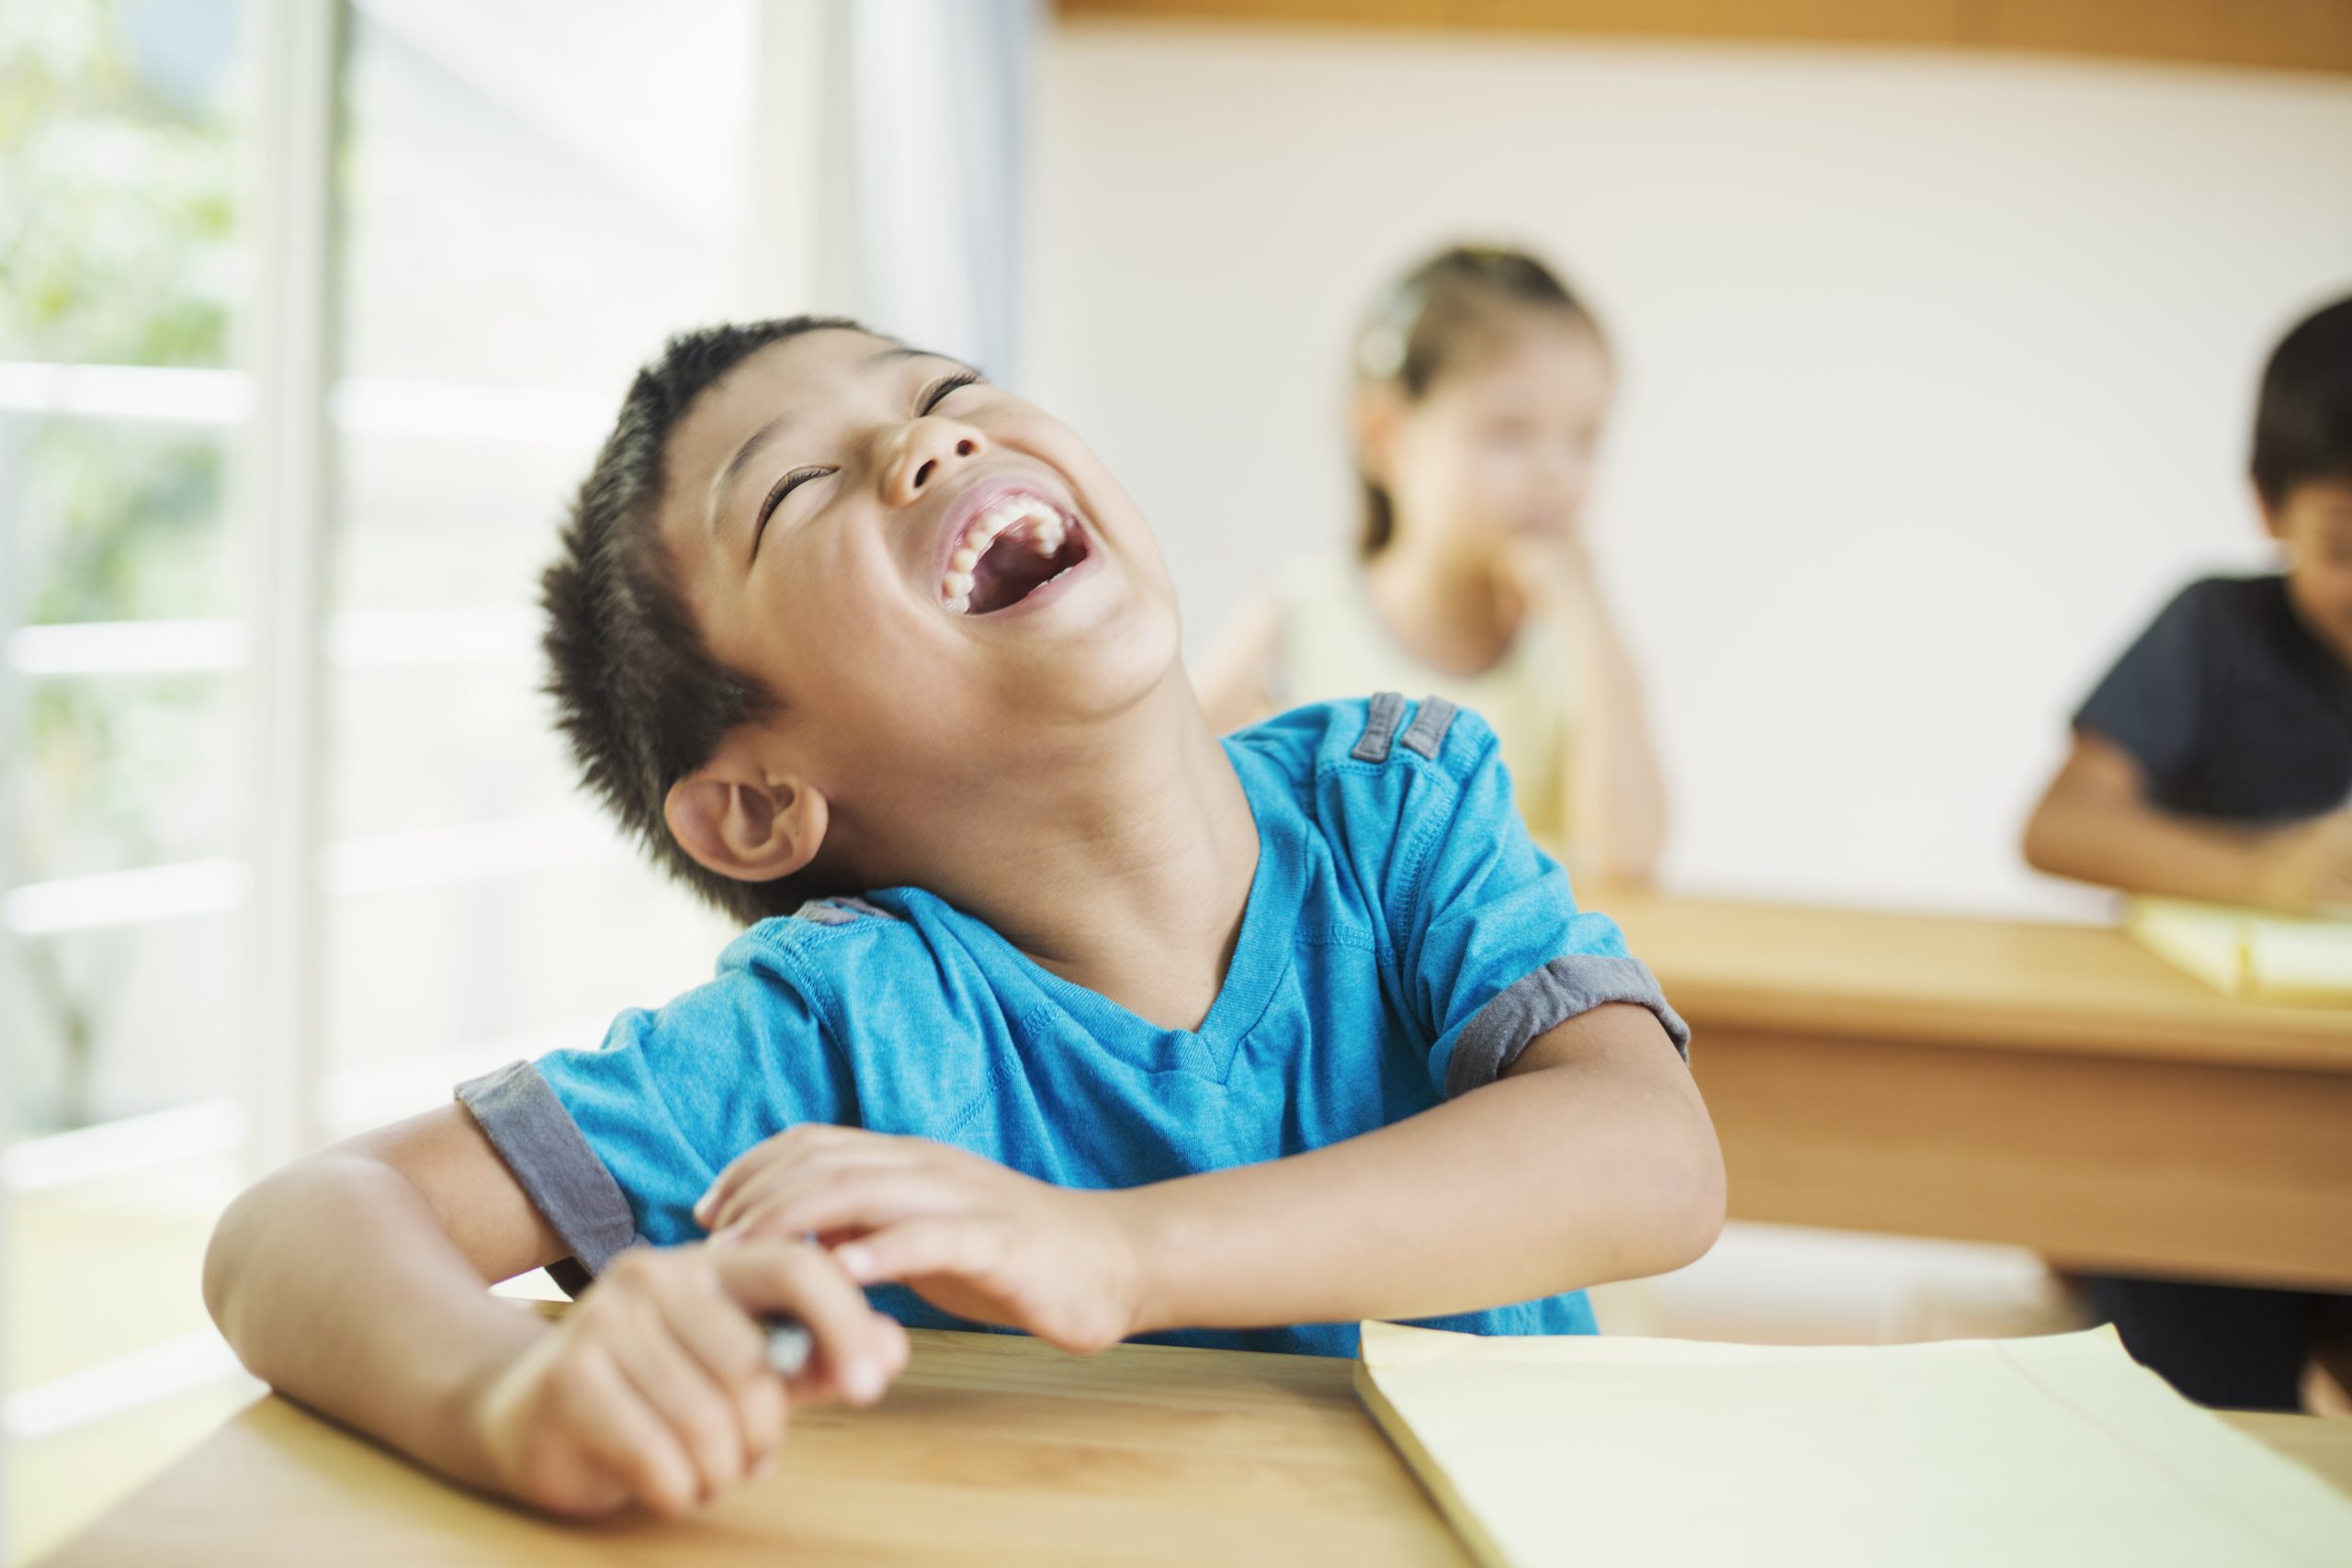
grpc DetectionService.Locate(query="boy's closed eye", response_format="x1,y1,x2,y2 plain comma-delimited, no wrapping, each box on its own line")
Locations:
747,368,989,560
750,466,834,558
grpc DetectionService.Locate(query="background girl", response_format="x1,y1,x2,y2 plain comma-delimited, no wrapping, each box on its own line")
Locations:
1197,245,1667,882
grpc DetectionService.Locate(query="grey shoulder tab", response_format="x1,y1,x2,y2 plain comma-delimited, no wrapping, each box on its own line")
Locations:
791,896,899,927
1399,694,1458,760
1351,691,1408,762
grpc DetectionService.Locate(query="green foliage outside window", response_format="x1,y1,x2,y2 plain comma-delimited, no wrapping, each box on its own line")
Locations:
3,0,243,1131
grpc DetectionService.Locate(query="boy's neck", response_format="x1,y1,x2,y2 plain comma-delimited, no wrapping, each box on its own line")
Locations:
896,672,1259,1033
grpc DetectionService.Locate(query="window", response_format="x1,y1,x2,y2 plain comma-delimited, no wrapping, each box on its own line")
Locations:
3,2,777,1551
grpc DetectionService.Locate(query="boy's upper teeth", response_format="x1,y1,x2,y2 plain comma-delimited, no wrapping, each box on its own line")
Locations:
938,494,1067,602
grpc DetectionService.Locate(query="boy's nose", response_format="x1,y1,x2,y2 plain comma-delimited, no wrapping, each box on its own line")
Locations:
887,421,988,506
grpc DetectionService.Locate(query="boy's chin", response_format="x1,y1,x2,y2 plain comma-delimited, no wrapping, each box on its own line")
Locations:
993,600,1182,718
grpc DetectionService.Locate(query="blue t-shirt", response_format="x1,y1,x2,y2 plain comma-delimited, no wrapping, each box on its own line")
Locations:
459,694,1690,1356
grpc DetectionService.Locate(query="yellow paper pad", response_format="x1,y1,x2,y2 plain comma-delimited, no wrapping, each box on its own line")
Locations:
2126,897,2352,1002
1355,1322,2352,1568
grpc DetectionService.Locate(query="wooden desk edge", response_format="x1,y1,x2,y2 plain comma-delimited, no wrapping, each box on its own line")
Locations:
35,1330,2352,1567
1593,890,2352,1070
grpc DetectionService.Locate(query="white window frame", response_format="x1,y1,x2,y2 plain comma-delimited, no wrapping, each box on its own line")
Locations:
2,2,845,1478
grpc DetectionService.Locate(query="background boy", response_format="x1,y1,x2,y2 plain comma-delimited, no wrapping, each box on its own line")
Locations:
2024,293,2352,1409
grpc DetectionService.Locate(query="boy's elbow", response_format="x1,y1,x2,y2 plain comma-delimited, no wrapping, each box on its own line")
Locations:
1653,1119,1727,1275
203,1168,297,1347
1600,1088,1724,1281
201,1157,344,1369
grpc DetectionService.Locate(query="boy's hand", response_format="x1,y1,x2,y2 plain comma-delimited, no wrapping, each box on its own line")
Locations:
2253,810,2352,916
469,1240,908,1518
698,1128,1143,1355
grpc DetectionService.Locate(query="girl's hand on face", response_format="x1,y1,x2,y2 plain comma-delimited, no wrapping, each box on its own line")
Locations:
698,1127,1145,1355
1495,530,1597,613
469,1240,908,1519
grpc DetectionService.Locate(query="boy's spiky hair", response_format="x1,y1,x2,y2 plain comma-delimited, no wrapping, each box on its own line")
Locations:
542,316,859,926
2253,294,2352,510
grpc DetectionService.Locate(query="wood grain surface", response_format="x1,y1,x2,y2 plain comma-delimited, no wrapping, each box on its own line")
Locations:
40,1328,2352,1566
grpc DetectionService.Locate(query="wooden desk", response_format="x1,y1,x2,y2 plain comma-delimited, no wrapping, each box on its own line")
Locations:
1604,891,2352,1291
37,1329,2352,1566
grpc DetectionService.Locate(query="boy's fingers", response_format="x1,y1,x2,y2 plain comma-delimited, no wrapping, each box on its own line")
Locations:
551,1345,703,1517
705,1153,903,1235
718,1173,954,1248
695,1144,783,1227
734,1371,789,1469
604,1304,747,1499
835,1216,999,1288
643,1266,786,1463
698,1125,901,1224
710,1243,899,1406
645,1264,770,1386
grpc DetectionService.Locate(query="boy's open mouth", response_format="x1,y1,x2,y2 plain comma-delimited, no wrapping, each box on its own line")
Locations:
938,493,1091,615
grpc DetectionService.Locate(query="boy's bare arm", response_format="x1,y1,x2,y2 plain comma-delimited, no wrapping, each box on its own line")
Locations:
702,1002,1723,1345
202,1108,555,1487
2023,731,2352,915
203,1105,906,1517
1122,1001,1719,1333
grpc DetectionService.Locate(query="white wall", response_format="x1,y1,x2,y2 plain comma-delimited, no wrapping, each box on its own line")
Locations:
1024,22,2352,917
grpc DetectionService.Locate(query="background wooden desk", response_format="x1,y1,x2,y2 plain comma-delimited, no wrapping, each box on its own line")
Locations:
38,1328,2352,1566
1604,891,2352,1291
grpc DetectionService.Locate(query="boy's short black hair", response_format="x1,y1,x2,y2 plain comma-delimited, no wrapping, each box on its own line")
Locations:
542,316,859,927
2253,294,2352,509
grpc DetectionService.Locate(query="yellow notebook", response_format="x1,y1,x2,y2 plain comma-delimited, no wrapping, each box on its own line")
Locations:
1354,1322,2352,1568
2125,897,2352,1003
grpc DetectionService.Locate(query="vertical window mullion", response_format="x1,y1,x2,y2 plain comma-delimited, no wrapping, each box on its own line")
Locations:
233,0,345,1174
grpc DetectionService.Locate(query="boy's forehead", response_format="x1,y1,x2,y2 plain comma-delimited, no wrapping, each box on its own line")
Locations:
675,329,890,467
661,328,893,537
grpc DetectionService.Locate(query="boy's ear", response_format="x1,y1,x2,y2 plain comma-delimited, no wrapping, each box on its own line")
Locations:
1351,383,1406,490
663,733,829,886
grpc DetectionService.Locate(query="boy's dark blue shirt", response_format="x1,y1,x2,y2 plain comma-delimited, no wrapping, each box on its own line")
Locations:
459,695,1689,1356
2075,574,2352,821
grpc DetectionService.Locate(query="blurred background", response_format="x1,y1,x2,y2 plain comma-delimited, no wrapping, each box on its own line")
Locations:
3,0,2347,1556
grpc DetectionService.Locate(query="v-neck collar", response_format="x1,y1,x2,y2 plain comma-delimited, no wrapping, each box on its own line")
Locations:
912,744,1300,1083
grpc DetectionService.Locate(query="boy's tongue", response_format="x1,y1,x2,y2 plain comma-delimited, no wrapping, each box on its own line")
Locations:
967,518,1085,614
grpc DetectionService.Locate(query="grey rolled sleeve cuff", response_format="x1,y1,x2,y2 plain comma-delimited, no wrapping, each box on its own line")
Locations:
1444,955,1692,1099
457,1060,645,1294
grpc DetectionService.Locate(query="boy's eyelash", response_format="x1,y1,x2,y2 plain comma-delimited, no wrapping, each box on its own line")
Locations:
921,369,984,414
748,372,981,559
752,466,833,556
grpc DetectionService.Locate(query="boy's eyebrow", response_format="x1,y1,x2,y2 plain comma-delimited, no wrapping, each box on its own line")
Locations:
710,415,791,536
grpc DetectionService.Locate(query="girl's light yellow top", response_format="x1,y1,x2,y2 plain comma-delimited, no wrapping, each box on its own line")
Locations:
1272,551,1574,845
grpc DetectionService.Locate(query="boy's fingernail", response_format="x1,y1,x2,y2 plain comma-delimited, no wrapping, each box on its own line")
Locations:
845,1361,884,1403
835,1245,872,1278
709,1226,743,1248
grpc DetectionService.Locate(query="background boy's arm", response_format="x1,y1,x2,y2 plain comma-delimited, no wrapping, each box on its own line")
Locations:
704,1001,1721,1344
2022,730,2352,915
203,1105,905,1517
